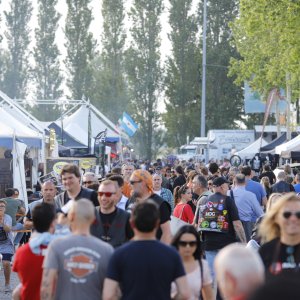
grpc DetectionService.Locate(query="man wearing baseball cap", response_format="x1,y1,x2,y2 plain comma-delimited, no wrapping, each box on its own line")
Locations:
196,175,246,299
125,170,172,244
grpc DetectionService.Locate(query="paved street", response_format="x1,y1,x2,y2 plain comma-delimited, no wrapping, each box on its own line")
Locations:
0,267,19,300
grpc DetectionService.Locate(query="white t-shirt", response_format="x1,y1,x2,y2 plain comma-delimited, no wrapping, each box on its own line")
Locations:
171,259,212,300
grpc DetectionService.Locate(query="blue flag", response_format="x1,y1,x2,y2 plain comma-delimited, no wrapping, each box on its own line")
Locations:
120,112,138,137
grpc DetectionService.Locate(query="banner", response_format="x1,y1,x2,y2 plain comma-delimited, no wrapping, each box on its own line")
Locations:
94,129,107,177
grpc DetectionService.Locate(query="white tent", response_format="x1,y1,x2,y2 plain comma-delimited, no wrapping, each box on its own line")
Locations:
235,138,268,159
62,105,121,147
0,108,42,148
275,135,300,158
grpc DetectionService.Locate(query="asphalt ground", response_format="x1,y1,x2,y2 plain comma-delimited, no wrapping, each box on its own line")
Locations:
0,263,20,300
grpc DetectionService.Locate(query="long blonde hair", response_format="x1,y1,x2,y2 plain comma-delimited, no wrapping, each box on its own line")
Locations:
259,193,300,243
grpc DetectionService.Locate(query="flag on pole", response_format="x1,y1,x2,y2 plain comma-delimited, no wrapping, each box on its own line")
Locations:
120,112,138,137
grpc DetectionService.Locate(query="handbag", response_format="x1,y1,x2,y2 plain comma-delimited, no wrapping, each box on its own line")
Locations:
170,204,188,236
0,227,8,242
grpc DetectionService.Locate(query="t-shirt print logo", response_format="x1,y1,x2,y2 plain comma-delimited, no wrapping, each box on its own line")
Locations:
64,253,97,278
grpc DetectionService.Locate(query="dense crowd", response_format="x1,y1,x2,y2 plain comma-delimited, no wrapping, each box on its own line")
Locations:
1,159,300,299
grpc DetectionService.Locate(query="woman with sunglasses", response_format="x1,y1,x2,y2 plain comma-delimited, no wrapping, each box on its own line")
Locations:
173,185,194,224
259,193,300,280
171,225,214,300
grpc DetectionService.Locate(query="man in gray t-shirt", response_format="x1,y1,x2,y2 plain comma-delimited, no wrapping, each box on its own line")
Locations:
41,199,114,300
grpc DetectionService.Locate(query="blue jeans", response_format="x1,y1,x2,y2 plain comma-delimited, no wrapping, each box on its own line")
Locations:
241,221,254,242
205,249,219,280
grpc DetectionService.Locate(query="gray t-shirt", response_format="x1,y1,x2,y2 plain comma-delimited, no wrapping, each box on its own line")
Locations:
43,234,114,300
0,214,14,254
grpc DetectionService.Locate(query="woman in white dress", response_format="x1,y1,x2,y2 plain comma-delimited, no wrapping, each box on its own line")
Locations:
171,225,214,300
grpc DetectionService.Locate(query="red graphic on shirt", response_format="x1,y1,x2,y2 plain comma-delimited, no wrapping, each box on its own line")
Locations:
64,253,97,278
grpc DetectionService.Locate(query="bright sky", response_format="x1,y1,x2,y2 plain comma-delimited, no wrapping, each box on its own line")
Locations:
0,0,173,60
0,0,199,108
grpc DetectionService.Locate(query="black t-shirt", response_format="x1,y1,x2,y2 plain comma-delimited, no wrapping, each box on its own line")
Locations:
271,181,295,194
106,240,185,300
259,171,276,185
125,193,171,240
202,193,240,251
259,238,300,280
99,208,134,240
63,187,98,207
172,175,186,190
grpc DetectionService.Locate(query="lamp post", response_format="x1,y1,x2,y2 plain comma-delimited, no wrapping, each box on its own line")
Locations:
201,0,207,138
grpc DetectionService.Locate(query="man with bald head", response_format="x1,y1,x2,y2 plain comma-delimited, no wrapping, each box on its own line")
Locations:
126,170,172,244
24,181,57,230
215,244,265,300
41,199,114,300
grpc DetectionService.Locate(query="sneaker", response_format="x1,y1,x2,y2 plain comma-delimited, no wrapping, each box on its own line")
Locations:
4,285,11,293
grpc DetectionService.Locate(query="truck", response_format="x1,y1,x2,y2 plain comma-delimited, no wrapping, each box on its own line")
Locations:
177,129,255,162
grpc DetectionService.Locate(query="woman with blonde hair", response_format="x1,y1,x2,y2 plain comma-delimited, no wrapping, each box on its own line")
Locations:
258,193,300,279
260,176,271,199
246,193,283,250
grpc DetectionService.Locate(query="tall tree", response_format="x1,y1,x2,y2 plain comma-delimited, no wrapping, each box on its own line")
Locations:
64,0,96,100
229,0,300,93
91,0,128,123
3,0,32,98
31,0,63,121
126,0,163,160
199,0,244,131
163,0,200,148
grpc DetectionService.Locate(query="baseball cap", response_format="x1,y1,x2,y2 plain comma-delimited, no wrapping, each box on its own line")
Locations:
213,177,229,187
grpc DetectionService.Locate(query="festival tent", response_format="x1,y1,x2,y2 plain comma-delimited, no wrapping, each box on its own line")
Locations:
0,90,46,135
47,122,87,149
260,133,287,152
0,108,42,148
235,138,268,159
61,105,121,147
275,135,300,158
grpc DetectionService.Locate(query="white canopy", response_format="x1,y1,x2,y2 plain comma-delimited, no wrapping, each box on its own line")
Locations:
235,138,268,159
275,135,300,157
0,108,42,148
62,105,120,146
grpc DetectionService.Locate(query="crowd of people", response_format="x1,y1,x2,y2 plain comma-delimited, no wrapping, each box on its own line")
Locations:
1,159,300,299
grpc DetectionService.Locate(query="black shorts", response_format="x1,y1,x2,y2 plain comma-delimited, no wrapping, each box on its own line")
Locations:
1,253,13,262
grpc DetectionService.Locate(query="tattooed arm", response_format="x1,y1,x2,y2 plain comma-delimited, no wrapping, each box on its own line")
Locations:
40,269,58,300
233,220,247,243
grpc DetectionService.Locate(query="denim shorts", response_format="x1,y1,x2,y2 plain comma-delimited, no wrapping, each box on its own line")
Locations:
1,253,13,262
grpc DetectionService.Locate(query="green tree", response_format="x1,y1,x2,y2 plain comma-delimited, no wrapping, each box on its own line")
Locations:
31,0,63,121
229,0,300,94
126,0,163,160
200,0,244,131
91,0,128,123
64,0,96,100
3,0,32,98
163,0,200,148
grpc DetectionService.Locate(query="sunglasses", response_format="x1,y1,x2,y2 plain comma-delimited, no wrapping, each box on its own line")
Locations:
282,211,300,219
83,181,93,184
178,240,197,247
98,192,116,197
129,180,142,185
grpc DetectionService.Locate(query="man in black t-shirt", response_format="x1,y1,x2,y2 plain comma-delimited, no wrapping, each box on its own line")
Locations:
103,201,189,300
54,164,98,208
126,169,172,244
198,177,246,283
90,180,133,248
